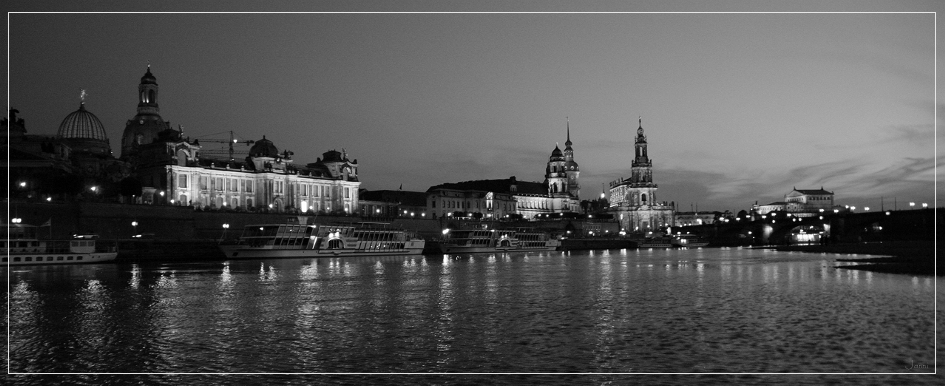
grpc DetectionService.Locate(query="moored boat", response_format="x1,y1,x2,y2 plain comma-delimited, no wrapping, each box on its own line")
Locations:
219,222,425,259
637,237,674,249
2,223,117,265
439,227,560,254
671,234,710,248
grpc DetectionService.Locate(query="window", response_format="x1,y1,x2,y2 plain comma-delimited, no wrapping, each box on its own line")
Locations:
179,175,188,189
199,176,208,190
345,188,350,198
245,180,253,193
13,257,20,262
25,257,32,262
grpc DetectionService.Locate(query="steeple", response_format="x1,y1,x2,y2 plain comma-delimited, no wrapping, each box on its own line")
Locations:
137,65,160,116
565,117,573,149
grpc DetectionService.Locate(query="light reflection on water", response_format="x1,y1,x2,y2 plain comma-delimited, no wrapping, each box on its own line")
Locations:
4,248,939,377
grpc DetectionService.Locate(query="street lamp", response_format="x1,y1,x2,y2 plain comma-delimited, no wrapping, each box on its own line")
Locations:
864,207,869,211
12,218,22,224
922,203,928,208
909,202,915,209
131,221,138,237
222,223,230,239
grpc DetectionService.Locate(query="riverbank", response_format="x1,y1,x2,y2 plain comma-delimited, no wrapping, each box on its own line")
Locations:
776,241,940,276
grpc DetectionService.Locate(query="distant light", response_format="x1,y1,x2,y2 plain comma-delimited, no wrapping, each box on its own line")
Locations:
223,223,229,229
131,221,138,226
885,211,890,215
922,203,928,208
442,229,450,235
864,207,870,211
909,202,915,207
19,182,26,188
159,191,165,197
46,197,51,202
90,186,98,192
12,218,21,224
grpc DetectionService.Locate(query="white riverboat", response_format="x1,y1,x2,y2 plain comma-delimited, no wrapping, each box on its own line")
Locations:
439,228,561,254
637,237,674,249
671,234,710,248
2,223,117,265
219,222,425,259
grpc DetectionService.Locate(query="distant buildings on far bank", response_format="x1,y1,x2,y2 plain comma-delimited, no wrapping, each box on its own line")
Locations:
8,65,862,236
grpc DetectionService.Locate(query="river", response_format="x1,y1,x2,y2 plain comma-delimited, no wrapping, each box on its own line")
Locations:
4,247,941,384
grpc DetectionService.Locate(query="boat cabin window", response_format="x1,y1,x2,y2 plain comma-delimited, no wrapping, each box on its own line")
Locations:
77,256,83,260
57,256,63,261
13,257,21,262
25,257,32,262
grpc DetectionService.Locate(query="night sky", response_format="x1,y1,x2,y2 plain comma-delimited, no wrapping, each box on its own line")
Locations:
6,4,940,213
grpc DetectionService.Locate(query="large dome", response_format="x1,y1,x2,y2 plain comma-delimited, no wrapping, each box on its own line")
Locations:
58,103,108,141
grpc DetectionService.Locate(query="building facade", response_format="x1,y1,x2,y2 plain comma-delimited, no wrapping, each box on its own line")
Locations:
608,118,675,233
753,187,835,216
426,124,581,220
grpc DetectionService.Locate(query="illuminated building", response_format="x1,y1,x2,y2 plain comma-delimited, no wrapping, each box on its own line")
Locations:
426,123,581,220
608,117,675,233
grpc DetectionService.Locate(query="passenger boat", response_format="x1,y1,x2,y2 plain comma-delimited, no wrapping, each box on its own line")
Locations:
637,237,674,249
671,234,710,248
439,228,561,254
2,223,117,265
219,222,425,259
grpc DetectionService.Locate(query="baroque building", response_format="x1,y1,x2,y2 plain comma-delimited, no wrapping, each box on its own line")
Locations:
116,66,360,212
752,187,835,216
427,123,581,219
608,118,674,233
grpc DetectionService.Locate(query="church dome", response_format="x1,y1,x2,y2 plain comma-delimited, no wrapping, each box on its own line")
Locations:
549,145,564,160
249,136,279,157
140,67,157,85
58,103,108,141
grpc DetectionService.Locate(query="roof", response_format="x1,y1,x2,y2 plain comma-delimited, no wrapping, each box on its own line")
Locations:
793,189,833,195
360,190,428,206
428,178,546,195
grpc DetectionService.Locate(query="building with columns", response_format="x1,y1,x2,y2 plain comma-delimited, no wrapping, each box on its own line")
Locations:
113,66,360,212
608,118,675,233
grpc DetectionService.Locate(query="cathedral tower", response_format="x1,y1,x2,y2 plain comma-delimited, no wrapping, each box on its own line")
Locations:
120,65,171,159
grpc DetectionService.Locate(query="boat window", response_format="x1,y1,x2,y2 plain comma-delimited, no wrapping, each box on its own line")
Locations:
67,256,74,260
77,256,83,260
47,257,54,261
57,256,64,261
13,257,21,262
25,257,32,262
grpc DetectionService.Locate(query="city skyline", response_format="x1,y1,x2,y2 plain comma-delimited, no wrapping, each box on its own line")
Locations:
7,11,937,212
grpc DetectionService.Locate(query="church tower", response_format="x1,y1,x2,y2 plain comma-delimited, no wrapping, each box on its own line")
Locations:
628,117,657,205
563,119,580,199
545,143,568,197
607,116,673,232
120,65,171,159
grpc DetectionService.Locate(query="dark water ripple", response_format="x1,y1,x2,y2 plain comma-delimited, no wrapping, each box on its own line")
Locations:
3,247,941,384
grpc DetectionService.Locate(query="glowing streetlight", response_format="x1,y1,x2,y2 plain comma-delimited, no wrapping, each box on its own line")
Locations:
12,218,22,224
909,202,915,209
922,203,928,208
864,207,870,211
19,181,26,188
132,221,139,236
